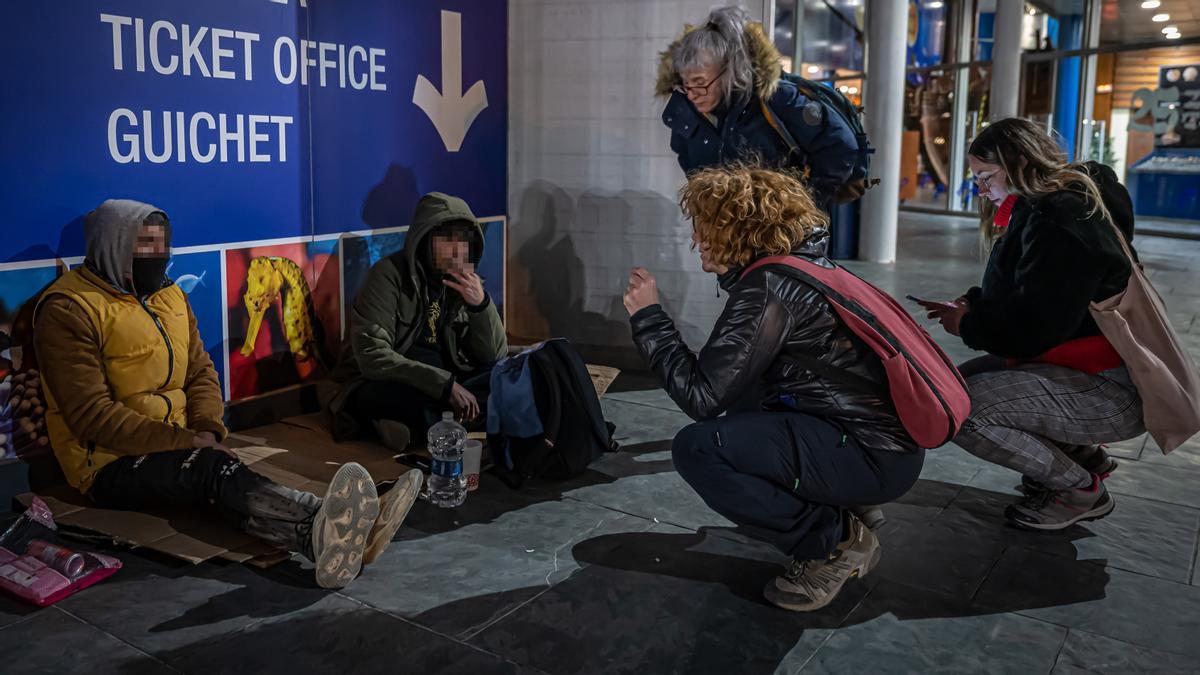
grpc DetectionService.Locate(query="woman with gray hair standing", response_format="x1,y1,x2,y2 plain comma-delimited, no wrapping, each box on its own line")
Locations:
655,6,860,209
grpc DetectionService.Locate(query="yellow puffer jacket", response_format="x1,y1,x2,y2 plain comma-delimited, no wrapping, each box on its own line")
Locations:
38,267,193,491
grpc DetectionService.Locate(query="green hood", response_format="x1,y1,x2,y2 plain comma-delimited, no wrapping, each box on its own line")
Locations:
404,192,485,283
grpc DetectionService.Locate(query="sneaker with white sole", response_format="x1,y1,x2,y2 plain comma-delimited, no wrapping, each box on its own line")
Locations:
311,462,379,589
1006,475,1115,531
363,469,423,565
764,514,880,612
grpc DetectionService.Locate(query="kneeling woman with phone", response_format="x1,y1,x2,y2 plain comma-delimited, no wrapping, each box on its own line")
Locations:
622,165,925,611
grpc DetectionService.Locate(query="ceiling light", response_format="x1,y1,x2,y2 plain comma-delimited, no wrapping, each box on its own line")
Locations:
1166,32,1182,39
807,65,821,74
1141,0,1160,8
1163,25,1179,34
1153,13,1170,22
847,86,859,94
926,1,945,8
839,85,849,93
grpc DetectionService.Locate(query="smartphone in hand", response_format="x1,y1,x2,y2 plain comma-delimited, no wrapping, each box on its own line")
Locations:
906,295,960,313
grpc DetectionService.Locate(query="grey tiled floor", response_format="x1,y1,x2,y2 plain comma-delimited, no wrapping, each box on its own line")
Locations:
5,214,1200,674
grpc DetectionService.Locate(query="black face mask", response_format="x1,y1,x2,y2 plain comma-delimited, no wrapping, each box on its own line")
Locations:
131,257,169,296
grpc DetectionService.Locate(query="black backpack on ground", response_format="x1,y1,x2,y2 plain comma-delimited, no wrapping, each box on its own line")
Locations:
489,339,617,488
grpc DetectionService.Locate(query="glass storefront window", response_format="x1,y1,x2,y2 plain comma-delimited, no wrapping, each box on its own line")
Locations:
957,64,993,212
904,69,957,209
781,0,1199,225
773,0,866,80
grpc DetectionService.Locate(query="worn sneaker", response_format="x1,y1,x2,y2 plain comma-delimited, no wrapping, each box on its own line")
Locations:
850,505,886,530
1006,475,1115,531
363,469,423,565
311,462,380,589
764,515,880,612
373,419,411,453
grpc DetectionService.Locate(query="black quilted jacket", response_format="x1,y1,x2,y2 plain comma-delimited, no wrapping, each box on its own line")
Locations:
629,233,917,453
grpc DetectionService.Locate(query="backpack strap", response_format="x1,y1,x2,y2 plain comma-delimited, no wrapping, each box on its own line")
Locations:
758,98,811,180
759,97,799,154
742,255,887,398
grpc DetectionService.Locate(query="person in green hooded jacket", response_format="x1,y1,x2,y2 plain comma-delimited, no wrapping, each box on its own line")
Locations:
330,192,508,450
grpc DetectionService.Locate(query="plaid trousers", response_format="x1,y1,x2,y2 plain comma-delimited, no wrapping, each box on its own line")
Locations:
954,363,1145,489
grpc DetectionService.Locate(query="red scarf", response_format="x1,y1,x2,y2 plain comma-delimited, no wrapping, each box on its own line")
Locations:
993,194,1018,229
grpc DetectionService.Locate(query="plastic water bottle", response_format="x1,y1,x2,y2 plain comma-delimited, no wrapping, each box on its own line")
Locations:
427,412,467,508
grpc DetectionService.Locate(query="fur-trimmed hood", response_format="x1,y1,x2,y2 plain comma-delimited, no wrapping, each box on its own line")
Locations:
654,19,783,100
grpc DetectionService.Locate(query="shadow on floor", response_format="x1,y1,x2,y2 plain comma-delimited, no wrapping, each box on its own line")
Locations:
400,480,1111,675
397,439,676,539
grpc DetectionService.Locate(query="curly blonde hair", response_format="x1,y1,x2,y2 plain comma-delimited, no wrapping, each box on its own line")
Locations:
680,164,828,268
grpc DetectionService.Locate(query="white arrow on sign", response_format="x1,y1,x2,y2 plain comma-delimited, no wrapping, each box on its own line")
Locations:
413,10,488,152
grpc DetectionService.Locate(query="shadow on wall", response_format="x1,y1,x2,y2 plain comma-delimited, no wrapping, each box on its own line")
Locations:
511,181,701,367
362,164,420,231
5,214,87,264
338,163,422,330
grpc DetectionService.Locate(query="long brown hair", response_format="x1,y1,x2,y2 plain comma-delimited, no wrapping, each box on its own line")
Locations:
969,117,1111,249
679,164,828,268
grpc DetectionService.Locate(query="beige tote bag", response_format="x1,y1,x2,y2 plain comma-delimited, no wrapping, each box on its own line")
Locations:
1090,219,1200,454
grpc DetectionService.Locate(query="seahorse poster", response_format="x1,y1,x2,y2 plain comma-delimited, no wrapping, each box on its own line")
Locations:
225,240,341,400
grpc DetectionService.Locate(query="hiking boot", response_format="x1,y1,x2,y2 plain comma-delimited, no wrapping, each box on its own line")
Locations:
1005,475,1115,531
764,515,880,612
373,419,411,453
363,469,423,565
850,505,886,530
311,462,379,589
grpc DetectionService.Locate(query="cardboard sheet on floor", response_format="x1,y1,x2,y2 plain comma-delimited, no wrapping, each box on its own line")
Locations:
16,420,409,567
15,364,619,567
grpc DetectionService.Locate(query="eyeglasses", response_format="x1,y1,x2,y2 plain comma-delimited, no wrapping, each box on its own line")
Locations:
973,169,1001,188
676,67,726,96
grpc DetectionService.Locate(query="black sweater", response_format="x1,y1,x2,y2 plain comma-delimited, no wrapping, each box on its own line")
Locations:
960,163,1136,359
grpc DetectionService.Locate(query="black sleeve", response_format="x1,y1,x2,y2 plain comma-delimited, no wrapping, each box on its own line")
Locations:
629,273,792,421
958,202,1108,358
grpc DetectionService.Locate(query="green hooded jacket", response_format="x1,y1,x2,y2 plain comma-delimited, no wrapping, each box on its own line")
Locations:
328,192,507,438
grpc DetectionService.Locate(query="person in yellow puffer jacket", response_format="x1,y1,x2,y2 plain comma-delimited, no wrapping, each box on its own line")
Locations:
33,199,422,589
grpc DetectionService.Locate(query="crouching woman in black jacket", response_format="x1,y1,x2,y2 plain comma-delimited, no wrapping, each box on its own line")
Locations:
925,117,1144,531
623,165,923,612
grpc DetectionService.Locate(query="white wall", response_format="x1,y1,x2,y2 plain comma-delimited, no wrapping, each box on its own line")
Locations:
507,0,766,365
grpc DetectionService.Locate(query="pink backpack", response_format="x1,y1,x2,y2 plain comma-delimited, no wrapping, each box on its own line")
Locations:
742,255,970,448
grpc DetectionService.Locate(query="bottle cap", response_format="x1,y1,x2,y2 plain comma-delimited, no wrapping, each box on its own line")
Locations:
442,411,454,420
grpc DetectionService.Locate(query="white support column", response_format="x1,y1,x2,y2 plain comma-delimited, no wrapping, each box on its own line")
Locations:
947,0,974,212
791,0,805,74
859,0,908,263
990,0,1025,120
1077,0,1103,160
761,0,777,35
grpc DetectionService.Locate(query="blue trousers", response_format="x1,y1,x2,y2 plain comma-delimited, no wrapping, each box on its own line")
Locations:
672,411,924,560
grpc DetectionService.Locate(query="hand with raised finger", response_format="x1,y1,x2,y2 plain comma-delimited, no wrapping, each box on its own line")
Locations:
444,268,486,307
